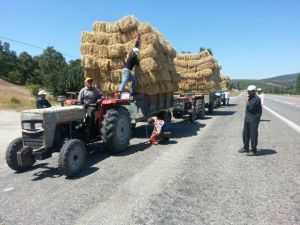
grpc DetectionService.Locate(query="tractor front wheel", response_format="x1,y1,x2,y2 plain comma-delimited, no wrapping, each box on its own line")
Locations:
59,139,86,177
6,137,34,172
101,106,131,154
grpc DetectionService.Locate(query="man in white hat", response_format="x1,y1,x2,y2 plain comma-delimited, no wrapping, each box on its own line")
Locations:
239,85,262,156
257,88,264,105
36,90,52,109
117,33,141,97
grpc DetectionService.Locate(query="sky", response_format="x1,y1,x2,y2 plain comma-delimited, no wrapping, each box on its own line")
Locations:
0,0,299,79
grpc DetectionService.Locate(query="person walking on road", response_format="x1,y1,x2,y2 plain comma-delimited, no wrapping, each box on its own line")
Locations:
257,88,264,105
224,89,230,106
36,90,52,109
239,85,262,156
117,33,141,97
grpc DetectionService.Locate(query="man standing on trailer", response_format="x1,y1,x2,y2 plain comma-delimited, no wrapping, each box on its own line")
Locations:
117,33,141,97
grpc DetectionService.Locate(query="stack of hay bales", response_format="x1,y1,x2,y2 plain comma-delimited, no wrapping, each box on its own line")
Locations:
80,16,180,95
219,74,230,90
174,51,222,93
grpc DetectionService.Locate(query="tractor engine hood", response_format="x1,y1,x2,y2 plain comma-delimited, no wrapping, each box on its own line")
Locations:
21,106,86,149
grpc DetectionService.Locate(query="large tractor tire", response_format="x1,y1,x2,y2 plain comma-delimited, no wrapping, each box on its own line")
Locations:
101,106,131,154
188,110,197,123
6,137,34,172
59,139,86,177
195,99,205,119
208,104,214,114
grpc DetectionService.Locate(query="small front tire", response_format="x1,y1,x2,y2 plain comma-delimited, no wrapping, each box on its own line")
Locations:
59,139,86,177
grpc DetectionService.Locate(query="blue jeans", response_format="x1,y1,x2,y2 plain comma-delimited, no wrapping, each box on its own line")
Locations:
118,68,137,94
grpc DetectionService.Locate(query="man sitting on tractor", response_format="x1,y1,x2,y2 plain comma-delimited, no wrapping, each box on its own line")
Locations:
147,114,171,145
117,33,141,98
36,90,52,109
77,77,103,140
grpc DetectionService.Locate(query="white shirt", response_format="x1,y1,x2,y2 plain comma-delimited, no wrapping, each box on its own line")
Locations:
257,93,264,105
224,91,229,98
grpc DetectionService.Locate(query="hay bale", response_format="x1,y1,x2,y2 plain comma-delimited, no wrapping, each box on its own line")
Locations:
81,16,179,95
118,15,139,33
82,32,95,43
107,44,126,58
93,22,106,32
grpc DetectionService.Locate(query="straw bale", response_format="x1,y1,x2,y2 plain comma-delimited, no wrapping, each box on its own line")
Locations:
93,22,106,32
94,32,109,45
80,43,94,56
97,58,111,72
106,23,120,33
93,45,108,58
107,44,126,58
81,55,97,68
82,32,95,43
110,58,124,70
140,58,161,72
138,23,154,34
140,45,157,59
118,15,139,33
110,70,122,82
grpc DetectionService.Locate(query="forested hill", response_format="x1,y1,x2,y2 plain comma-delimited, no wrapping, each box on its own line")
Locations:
231,73,300,94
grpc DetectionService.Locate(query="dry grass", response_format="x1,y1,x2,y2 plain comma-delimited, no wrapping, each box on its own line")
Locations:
0,78,57,111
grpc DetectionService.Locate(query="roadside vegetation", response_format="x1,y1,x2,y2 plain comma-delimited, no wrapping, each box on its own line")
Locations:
0,41,84,97
230,73,300,95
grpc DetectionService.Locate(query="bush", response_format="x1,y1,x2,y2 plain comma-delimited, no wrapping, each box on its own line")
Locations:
10,96,21,104
26,83,40,96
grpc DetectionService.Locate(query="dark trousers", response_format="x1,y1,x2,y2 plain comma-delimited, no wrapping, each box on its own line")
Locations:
243,121,259,151
85,107,97,140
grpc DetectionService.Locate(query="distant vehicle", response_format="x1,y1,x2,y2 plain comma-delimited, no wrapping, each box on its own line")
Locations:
215,90,225,107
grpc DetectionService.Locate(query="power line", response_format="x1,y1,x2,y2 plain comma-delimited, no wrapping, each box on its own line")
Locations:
0,35,80,59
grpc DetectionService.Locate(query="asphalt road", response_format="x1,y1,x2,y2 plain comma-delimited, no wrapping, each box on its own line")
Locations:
0,95,300,225
264,95,300,126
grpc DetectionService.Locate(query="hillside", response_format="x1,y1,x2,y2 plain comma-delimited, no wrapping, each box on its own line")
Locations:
0,78,35,111
230,72,299,94
262,73,299,85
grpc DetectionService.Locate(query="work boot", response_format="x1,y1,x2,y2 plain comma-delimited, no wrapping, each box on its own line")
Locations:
238,147,249,153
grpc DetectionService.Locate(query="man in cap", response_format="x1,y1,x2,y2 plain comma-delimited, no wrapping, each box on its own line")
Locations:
36,90,52,109
257,88,264,105
239,85,262,156
78,77,103,140
117,33,141,97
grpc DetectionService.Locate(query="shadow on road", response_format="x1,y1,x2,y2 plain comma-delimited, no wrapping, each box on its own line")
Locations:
31,151,110,181
171,121,205,139
212,110,237,116
258,149,277,156
260,119,271,122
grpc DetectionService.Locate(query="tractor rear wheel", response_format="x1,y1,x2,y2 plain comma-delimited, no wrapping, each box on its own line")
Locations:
195,99,205,119
189,110,197,123
59,139,86,177
6,137,34,172
101,106,131,154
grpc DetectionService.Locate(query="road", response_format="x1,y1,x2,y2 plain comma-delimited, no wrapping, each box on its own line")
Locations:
264,94,300,127
0,95,300,225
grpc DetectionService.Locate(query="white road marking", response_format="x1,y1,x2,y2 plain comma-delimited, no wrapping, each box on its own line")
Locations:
265,97,300,109
263,105,300,134
3,187,14,192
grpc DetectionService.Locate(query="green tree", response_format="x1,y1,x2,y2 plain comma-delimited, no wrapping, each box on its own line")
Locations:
0,41,18,78
296,73,300,94
37,47,67,95
18,51,36,84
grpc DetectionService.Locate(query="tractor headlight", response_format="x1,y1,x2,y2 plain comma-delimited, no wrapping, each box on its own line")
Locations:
34,123,43,130
22,122,31,130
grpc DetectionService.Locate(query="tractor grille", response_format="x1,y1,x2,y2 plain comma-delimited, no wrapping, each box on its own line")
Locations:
22,133,43,150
